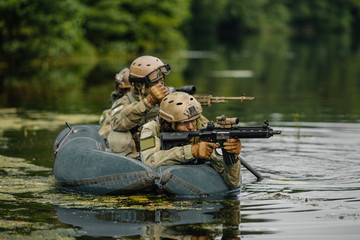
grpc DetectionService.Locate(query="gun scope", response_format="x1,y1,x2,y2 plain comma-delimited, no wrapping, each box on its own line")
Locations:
216,115,239,126
174,85,196,95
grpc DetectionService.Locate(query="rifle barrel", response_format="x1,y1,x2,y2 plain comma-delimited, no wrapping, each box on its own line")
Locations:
213,96,255,100
194,95,255,106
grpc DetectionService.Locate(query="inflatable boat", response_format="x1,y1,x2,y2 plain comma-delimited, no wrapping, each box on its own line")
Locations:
53,124,237,196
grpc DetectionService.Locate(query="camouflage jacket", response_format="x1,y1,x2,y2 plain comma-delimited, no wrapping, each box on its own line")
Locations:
98,108,112,139
110,87,159,132
98,90,130,139
139,116,241,188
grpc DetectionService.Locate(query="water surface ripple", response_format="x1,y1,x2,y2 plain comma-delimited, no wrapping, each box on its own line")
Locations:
239,121,360,239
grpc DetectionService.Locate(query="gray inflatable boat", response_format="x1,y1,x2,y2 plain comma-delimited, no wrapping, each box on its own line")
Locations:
53,124,237,196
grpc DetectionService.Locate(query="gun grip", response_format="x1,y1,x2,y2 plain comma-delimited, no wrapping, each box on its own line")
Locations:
222,148,238,165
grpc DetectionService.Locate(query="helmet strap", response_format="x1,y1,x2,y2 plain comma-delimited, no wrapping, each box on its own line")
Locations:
140,84,147,100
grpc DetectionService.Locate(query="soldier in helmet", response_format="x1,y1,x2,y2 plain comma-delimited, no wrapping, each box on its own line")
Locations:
140,92,241,188
98,67,131,139
107,56,170,158
111,67,132,104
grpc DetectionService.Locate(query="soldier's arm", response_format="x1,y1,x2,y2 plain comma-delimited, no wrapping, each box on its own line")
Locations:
98,109,112,139
140,121,195,169
110,97,151,132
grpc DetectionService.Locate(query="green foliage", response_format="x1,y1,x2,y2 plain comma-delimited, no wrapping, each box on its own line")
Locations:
182,0,227,49
81,0,190,54
222,0,290,33
0,0,85,61
286,0,354,33
1,0,359,62
185,0,291,49
185,0,360,49
217,0,360,34
0,0,190,62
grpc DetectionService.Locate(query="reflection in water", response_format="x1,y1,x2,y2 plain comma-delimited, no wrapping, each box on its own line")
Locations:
1,35,359,123
55,198,241,239
185,34,360,123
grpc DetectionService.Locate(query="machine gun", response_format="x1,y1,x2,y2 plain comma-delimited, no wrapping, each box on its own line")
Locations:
193,94,255,106
160,115,281,166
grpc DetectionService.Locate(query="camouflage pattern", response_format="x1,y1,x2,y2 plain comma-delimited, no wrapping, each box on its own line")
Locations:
159,91,202,123
110,87,156,132
98,90,133,139
99,86,160,157
107,130,139,159
140,116,241,188
98,109,112,139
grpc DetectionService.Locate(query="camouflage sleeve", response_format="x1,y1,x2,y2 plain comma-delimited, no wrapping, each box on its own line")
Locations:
210,150,241,188
140,121,195,169
99,109,110,126
98,109,112,139
110,97,151,132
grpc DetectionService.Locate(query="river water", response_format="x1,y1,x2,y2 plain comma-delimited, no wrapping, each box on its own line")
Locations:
1,34,360,239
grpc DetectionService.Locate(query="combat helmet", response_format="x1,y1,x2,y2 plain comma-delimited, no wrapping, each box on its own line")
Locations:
129,56,170,84
114,67,131,93
159,92,202,123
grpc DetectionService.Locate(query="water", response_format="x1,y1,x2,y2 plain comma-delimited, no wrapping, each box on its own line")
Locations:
239,122,360,239
1,34,360,239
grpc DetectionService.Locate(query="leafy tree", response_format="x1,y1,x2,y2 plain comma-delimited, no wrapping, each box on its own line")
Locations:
286,0,355,33
182,0,227,49
81,0,190,54
0,0,85,62
220,0,289,34
184,0,290,49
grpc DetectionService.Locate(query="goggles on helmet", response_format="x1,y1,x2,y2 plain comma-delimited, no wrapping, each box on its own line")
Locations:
129,64,171,84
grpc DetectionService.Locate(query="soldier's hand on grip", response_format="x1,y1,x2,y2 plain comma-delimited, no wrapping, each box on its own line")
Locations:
223,138,241,155
191,141,219,160
146,83,169,106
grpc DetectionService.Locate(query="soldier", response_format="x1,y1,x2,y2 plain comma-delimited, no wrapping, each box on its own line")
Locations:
140,92,242,188
107,56,170,158
111,67,131,104
98,67,131,139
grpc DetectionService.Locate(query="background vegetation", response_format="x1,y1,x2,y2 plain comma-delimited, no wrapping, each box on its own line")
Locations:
0,0,190,63
1,0,360,64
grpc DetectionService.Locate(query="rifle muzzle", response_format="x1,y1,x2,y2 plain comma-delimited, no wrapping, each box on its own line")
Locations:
273,130,282,135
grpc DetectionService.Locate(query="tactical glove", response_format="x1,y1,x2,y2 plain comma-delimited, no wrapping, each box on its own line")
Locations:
223,138,242,155
191,141,219,160
145,83,169,106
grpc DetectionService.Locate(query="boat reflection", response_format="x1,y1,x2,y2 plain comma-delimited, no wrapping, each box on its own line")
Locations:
55,198,241,239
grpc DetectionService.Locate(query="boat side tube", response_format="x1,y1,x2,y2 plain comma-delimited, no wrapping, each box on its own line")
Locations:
157,164,231,196
54,125,158,195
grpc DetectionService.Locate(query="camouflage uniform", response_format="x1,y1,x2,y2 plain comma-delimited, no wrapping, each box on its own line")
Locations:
140,116,241,188
110,87,159,132
99,67,131,139
98,91,133,139
98,108,112,139
101,87,159,158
